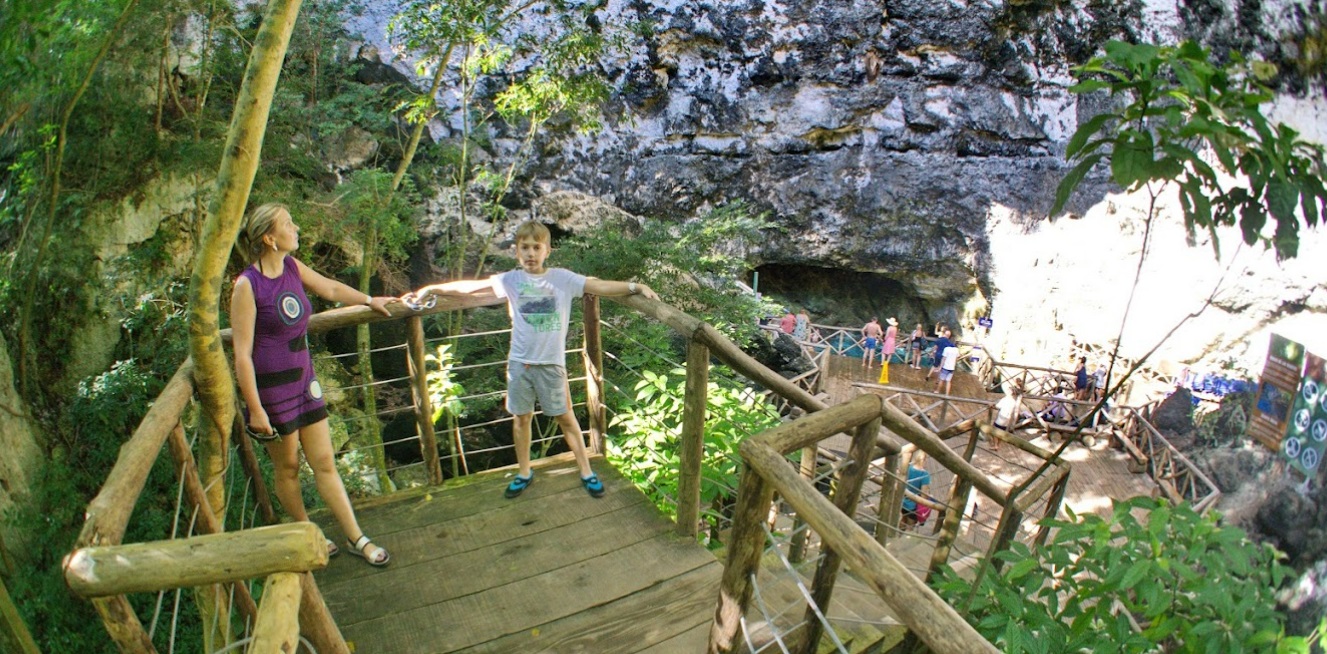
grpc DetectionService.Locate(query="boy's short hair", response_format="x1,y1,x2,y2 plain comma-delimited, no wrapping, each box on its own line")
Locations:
514,220,552,244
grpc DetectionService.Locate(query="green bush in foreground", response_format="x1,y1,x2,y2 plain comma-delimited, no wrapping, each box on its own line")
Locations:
933,497,1321,653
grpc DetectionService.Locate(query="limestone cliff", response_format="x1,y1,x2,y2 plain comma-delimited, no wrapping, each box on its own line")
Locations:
346,0,1326,374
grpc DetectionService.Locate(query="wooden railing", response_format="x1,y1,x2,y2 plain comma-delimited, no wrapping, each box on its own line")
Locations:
70,289,1153,652
976,355,1221,513
710,394,1004,654
1115,404,1222,512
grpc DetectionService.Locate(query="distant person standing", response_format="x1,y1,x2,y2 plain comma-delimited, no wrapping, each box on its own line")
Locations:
1074,357,1090,401
1093,364,1108,400
882,317,899,365
794,308,810,341
861,317,884,369
909,323,926,369
779,310,797,335
925,324,953,380
931,328,958,394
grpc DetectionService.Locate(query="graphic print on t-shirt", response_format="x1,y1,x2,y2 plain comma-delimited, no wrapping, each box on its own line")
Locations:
278,291,304,326
516,279,561,333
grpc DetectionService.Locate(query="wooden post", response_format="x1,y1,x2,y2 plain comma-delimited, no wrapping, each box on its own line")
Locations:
0,576,39,654
796,417,881,654
249,572,301,653
677,339,709,538
91,596,157,654
232,410,277,525
986,504,1025,574
407,316,442,485
166,423,259,627
298,572,351,654
1034,474,1071,549
64,523,328,598
789,444,817,563
741,439,999,654
875,451,903,546
707,465,776,654
924,433,980,583
582,295,606,454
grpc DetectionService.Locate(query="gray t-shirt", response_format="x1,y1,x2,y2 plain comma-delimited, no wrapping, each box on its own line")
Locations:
492,268,587,365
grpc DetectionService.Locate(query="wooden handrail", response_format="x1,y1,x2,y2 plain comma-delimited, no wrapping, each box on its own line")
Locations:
65,523,328,598
738,438,999,654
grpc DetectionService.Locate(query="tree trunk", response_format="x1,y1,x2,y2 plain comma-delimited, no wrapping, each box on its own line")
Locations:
185,0,304,648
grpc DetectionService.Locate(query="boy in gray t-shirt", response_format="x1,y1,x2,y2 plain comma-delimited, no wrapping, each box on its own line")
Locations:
407,221,658,499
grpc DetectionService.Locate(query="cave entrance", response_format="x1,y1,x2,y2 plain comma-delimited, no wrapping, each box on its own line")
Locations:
752,263,930,331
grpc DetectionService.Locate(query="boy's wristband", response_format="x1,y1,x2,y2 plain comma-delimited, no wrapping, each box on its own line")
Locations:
628,282,638,294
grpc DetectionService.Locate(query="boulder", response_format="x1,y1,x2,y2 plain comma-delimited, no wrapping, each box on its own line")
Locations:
1151,388,1195,436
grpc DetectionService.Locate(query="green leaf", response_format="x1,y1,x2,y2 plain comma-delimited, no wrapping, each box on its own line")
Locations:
1112,130,1154,188
1267,177,1299,223
1066,113,1115,159
1068,79,1110,95
1273,210,1300,259
1241,203,1266,245
1299,176,1323,227
1050,153,1103,217
1121,559,1151,589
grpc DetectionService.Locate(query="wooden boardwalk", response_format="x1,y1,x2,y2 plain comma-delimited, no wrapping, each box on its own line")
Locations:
825,355,1158,522
311,356,1159,653
313,454,721,653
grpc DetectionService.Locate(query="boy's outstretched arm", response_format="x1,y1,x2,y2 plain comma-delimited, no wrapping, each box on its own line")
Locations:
406,277,493,302
584,278,659,301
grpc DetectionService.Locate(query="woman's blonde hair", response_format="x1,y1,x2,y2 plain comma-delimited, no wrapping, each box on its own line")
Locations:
237,203,288,263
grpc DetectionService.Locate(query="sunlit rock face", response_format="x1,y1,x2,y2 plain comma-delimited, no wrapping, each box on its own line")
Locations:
351,0,1325,372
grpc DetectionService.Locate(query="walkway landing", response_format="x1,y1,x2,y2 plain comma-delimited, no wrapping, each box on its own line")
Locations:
313,454,721,653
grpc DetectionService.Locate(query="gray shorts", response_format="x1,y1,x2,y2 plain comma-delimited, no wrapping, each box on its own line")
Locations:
939,368,954,381
506,362,569,416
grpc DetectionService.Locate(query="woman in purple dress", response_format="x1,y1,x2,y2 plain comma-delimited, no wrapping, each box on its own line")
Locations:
231,203,394,567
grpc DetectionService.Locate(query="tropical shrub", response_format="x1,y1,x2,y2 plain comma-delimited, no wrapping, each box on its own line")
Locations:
932,497,1317,653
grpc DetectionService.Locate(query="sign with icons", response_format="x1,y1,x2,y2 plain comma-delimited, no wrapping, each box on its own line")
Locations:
1283,352,1327,476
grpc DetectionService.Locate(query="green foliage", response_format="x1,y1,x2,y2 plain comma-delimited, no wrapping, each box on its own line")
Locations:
426,342,467,422
555,201,776,346
1195,389,1254,448
1053,40,1327,260
390,0,620,283
607,367,780,533
933,497,1310,653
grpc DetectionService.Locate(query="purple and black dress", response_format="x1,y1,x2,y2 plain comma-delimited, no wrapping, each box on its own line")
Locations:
240,256,327,435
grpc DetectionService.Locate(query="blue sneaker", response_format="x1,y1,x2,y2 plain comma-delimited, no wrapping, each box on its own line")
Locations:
581,474,605,498
504,473,533,499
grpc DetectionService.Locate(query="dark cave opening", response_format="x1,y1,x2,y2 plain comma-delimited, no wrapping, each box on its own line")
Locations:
751,263,935,331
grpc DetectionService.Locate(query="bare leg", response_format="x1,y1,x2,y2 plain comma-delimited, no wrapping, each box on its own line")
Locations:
512,412,534,478
552,409,594,477
299,419,385,561
264,433,310,522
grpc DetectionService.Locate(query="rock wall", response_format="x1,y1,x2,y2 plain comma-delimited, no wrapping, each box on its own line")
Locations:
0,331,42,564
347,0,1327,372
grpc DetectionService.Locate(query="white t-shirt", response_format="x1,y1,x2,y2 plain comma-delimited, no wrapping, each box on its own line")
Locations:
995,394,1021,428
940,345,959,371
492,268,587,365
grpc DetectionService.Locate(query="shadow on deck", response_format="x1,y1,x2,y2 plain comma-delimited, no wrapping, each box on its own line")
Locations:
313,454,721,653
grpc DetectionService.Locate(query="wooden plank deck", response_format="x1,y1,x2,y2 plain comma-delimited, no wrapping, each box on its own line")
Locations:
309,355,1161,653
824,355,1158,521
313,454,722,654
